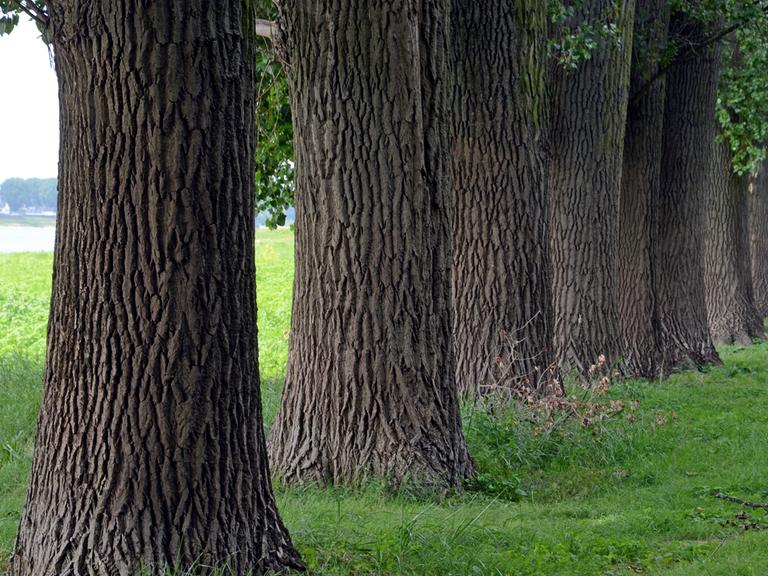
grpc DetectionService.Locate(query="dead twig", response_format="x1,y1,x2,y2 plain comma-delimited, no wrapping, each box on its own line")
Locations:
713,492,768,510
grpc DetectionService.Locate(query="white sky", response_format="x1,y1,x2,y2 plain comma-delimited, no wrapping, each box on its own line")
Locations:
0,18,59,183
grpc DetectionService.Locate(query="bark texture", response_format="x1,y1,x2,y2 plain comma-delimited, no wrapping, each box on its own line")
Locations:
269,1,472,488
618,0,668,377
450,0,555,396
548,0,635,375
705,137,765,344
655,15,721,367
11,3,302,575
750,163,768,318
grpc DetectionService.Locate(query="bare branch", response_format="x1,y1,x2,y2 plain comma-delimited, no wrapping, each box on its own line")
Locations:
10,0,47,27
26,0,46,16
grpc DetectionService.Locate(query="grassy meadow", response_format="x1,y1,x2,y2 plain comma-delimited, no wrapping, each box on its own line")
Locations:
2,229,768,574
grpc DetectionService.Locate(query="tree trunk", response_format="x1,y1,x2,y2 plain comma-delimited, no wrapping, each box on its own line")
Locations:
654,15,721,368
618,0,668,377
750,162,768,318
548,0,635,375
10,3,302,575
705,136,766,344
450,1,555,396
269,1,472,488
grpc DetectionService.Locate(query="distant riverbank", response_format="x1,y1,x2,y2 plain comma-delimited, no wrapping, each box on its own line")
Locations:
0,215,293,253
0,214,56,228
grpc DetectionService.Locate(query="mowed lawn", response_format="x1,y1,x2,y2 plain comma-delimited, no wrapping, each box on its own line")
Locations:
2,229,768,574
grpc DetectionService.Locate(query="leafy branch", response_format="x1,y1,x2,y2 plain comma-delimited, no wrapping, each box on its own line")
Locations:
0,0,47,35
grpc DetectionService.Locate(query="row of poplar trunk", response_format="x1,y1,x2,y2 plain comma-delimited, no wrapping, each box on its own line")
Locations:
9,1,768,574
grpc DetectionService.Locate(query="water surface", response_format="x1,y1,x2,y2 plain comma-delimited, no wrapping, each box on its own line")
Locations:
0,226,55,253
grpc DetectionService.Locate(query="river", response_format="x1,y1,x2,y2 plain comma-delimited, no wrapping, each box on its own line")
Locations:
0,226,56,253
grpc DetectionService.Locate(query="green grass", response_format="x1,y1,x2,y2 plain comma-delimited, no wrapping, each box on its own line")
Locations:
2,230,768,574
0,214,57,228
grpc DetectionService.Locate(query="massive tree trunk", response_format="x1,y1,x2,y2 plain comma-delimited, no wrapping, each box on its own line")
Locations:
654,15,721,368
704,136,765,345
548,0,635,375
750,162,768,318
450,1,555,396
269,1,472,488
618,0,668,377
10,3,302,575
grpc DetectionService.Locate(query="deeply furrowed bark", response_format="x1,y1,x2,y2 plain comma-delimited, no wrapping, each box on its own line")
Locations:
450,1,555,396
269,1,472,488
704,136,765,345
655,15,721,368
10,3,303,575
548,0,635,375
618,0,668,377
750,162,768,318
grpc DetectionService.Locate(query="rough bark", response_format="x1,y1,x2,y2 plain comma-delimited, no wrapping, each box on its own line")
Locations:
450,1,555,396
548,0,635,375
618,0,668,377
269,1,472,488
10,3,303,575
705,136,766,344
750,162,768,318
655,15,721,368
